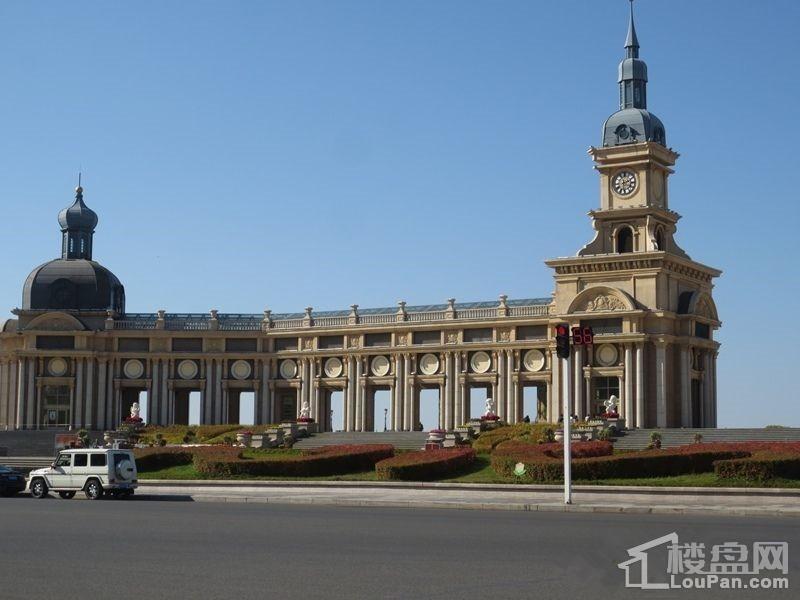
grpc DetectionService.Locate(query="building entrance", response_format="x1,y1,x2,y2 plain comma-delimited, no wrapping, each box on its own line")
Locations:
41,385,70,427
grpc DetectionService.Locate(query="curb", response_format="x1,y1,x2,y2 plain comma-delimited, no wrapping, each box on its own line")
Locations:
136,492,800,518
137,479,800,497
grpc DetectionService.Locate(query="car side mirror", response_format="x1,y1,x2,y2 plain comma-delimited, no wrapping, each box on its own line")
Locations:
50,462,56,468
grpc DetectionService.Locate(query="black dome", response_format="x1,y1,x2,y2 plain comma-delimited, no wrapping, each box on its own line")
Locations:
22,259,125,313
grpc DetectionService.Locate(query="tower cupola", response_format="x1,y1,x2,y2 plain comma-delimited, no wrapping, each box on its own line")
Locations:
602,1,666,147
57,184,98,260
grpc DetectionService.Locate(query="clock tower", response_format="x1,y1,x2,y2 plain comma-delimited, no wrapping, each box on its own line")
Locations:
545,2,722,429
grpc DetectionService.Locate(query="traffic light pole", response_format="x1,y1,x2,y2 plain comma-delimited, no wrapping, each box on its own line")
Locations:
562,349,572,505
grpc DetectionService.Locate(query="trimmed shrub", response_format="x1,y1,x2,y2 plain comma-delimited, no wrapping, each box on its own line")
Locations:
715,455,800,482
133,447,195,471
375,448,476,481
491,442,751,483
473,422,557,453
193,444,394,478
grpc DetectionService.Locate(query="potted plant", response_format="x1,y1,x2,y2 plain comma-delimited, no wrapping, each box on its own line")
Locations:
236,430,253,446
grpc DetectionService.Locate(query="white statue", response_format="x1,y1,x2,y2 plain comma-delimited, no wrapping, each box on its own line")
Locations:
130,402,140,419
299,400,311,420
484,397,496,416
604,396,619,415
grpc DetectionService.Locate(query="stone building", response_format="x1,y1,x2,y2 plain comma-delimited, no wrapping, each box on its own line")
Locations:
0,8,720,432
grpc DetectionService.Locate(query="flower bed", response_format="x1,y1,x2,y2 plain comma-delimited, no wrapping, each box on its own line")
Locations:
472,422,557,453
193,444,394,478
493,442,800,483
375,448,476,481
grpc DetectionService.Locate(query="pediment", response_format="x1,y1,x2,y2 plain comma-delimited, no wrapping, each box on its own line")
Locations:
24,312,87,332
567,286,637,314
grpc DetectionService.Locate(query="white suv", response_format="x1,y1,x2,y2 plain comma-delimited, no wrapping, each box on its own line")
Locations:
28,449,138,500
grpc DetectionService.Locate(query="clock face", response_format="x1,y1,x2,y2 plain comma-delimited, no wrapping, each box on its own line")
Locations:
612,170,637,196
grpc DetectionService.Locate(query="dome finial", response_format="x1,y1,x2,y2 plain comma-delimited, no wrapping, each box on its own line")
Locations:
625,0,640,58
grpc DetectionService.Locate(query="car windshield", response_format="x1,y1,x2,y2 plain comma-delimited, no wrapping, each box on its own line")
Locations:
55,454,71,467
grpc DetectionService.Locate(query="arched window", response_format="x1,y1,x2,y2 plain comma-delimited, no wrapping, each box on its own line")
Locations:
617,227,634,253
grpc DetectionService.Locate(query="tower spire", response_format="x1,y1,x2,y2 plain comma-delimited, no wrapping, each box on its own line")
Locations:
625,0,639,58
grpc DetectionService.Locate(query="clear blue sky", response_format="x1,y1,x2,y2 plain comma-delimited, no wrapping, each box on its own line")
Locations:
1,1,798,427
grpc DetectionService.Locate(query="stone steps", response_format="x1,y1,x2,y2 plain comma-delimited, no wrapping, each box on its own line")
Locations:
294,432,429,451
613,428,800,450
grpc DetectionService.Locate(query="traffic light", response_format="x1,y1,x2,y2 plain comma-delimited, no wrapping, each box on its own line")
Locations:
555,323,570,359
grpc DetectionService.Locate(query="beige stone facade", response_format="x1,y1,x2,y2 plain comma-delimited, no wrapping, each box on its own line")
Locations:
0,137,721,432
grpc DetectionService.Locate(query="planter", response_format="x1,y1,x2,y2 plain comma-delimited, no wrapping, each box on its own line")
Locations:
296,422,319,436
236,432,253,447
554,429,564,443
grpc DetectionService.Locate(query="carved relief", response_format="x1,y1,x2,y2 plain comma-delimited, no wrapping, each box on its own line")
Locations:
205,338,224,353
446,331,460,344
302,337,314,350
695,297,714,320
348,335,361,349
498,328,512,342
396,333,408,346
585,294,627,312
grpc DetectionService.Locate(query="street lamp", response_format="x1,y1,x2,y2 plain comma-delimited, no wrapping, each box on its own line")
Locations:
384,408,388,431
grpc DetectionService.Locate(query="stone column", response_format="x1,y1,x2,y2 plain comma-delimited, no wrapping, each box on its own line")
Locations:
624,345,633,424
703,352,712,427
655,342,667,428
454,353,462,427
635,343,644,428
585,376,592,419
0,360,8,429
573,346,583,420
73,358,83,428
438,381,445,429
549,350,560,422
711,351,718,427
496,352,505,421
215,360,223,425
680,346,691,428
346,356,356,432
355,357,364,431
444,353,453,430
26,358,35,429
393,356,403,431
309,358,317,421
85,359,95,429
97,359,107,430
403,355,412,431
506,352,515,423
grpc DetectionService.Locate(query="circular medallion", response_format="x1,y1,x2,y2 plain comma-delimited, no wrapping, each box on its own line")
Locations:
324,357,343,378
612,170,637,196
231,360,252,380
280,359,298,380
371,355,391,377
522,349,546,372
596,344,619,367
470,351,491,374
48,357,68,377
418,353,440,376
177,360,198,380
123,359,145,380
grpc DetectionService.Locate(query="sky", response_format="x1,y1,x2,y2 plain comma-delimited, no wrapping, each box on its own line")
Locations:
1,1,798,428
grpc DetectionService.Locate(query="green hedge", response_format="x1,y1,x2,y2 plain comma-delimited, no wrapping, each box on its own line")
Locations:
492,444,750,483
133,447,195,471
715,455,800,482
193,444,394,478
472,423,557,453
375,448,476,481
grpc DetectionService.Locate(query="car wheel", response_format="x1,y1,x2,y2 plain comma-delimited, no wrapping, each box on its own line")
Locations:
58,491,76,500
30,478,48,499
122,489,134,499
84,479,103,500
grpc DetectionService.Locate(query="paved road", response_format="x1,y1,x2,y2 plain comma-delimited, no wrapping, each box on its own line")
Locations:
0,497,796,600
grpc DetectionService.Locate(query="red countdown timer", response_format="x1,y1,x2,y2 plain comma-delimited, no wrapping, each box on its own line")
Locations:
571,326,594,346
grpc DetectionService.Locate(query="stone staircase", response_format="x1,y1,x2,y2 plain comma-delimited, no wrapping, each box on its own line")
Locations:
294,432,429,451
613,428,800,450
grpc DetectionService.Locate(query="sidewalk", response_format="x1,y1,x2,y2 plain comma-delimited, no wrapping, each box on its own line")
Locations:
137,480,800,517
